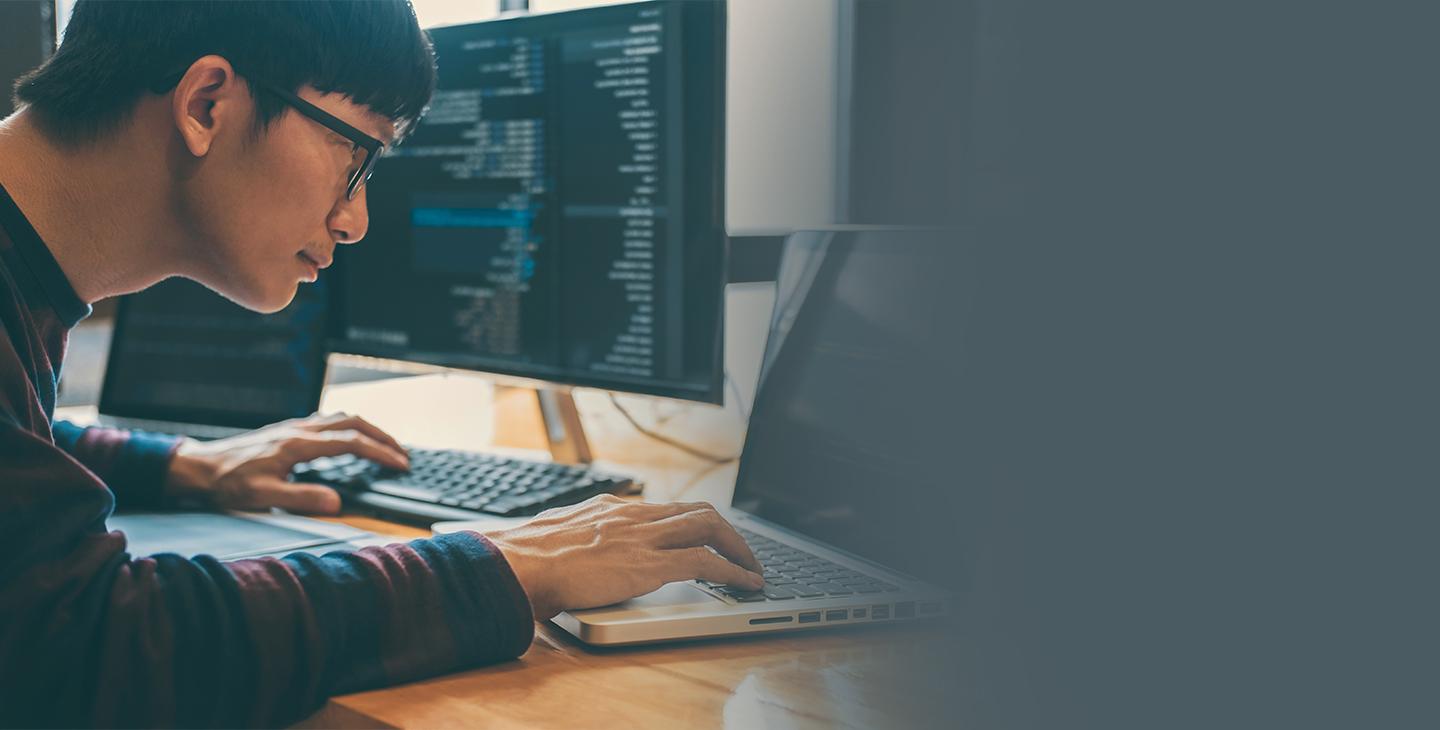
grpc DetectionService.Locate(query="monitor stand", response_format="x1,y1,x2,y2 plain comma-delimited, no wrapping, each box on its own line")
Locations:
498,0,529,16
536,388,593,465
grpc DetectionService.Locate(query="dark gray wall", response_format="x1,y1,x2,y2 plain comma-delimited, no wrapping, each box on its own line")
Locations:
0,0,53,117
845,0,972,226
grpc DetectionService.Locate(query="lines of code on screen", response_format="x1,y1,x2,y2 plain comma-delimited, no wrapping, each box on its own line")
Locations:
342,2,720,400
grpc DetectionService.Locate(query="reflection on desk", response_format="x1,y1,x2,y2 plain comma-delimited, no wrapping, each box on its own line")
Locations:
303,619,957,730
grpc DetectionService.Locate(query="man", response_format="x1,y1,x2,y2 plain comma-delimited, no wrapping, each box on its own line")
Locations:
0,2,762,726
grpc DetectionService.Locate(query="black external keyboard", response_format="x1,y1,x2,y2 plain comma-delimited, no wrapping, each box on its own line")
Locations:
699,527,901,602
291,447,634,525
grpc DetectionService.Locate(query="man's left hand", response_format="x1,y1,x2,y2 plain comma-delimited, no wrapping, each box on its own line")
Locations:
164,412,409,514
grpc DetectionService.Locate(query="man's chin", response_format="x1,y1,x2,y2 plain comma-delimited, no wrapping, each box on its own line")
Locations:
249,286,300,314
207,278,298,314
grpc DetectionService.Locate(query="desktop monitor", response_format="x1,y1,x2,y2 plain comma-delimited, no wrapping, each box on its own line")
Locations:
99,278,330,430
334,0,726,404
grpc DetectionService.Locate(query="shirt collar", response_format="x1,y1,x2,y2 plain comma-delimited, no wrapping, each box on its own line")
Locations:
0,182,92,328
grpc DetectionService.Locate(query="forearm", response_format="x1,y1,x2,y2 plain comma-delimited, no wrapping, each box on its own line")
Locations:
3,425,535,727
3,537,534,726
52,420,182,509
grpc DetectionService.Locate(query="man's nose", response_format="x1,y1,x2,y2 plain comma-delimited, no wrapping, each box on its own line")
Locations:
328,186,370,244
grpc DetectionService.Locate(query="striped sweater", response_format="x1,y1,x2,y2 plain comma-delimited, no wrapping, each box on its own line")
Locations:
0,183,534,727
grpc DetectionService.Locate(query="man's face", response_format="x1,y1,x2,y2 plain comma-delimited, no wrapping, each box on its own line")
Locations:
180,87,395,313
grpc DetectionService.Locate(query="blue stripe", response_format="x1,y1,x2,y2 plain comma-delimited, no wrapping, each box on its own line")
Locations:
412,208,533,229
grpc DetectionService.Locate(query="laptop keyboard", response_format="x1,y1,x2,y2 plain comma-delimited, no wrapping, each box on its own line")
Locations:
700,527,901,602
291,448,633,520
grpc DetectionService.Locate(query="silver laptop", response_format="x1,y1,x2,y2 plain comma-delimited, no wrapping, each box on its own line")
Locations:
555,229,974,645
96,277,330,439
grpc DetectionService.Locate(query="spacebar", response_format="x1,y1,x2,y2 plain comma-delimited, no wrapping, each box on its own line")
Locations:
370,481,441,503
348,491,485,524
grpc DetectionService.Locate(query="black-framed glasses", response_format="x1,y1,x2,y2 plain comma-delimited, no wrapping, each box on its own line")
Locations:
256,82,385,201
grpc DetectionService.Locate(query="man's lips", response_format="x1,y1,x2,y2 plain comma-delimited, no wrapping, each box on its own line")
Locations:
298,250,333,269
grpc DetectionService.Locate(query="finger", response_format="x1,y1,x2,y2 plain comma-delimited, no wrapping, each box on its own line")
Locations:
279,430,409,471
649,508,762,574
304,413,408,458
665,546,764,589
244,477,343,515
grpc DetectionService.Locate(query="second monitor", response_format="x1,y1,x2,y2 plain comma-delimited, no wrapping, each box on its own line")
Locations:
335,0,726,404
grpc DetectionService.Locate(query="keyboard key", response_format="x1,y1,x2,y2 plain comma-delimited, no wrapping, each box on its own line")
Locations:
371,483,441,503
485,497,522,514
761,586,798,600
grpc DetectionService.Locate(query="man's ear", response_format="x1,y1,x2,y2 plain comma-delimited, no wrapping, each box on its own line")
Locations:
171,55,247,158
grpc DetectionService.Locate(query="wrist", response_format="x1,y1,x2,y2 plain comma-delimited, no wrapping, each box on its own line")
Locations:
481,532,553,620
165,439,220,497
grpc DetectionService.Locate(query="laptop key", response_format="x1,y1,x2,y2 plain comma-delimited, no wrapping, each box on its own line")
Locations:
761,586,798,600
791,586,826,598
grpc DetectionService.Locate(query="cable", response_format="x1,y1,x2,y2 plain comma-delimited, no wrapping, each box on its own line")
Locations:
607,392,738,464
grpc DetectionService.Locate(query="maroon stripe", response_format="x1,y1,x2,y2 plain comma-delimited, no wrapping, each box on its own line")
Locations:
229,557,319,724
348,544,461,682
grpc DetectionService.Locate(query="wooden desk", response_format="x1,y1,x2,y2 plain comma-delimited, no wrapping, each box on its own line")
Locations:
296,378,956,729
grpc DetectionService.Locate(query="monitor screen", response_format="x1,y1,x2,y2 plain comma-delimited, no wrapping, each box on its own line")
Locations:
730,230,983,588
334,0,726,403
99,278,329,429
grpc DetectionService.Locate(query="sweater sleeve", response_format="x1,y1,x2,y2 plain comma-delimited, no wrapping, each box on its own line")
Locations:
52,420,181,510
0,417,535,728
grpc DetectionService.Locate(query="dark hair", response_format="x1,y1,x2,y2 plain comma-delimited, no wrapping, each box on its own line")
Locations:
13,0,436,146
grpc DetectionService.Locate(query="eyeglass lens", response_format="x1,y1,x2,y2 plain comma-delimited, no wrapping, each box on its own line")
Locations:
347,145,372,199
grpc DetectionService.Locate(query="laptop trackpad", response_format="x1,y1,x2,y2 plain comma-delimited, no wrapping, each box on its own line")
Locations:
621,581,725,609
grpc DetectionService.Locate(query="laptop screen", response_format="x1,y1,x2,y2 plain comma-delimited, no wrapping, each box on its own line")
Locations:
730,230,985,588
98,278,329,430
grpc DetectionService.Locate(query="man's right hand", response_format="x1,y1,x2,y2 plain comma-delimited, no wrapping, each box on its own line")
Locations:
484,495,765,620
